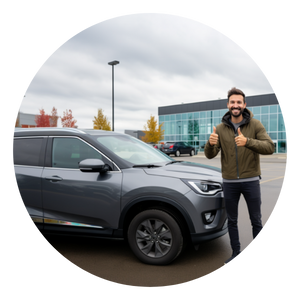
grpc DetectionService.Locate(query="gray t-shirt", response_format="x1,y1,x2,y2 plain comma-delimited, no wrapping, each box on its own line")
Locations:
229,119,242,134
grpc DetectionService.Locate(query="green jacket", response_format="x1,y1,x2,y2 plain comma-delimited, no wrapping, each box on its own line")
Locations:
204,108,275,179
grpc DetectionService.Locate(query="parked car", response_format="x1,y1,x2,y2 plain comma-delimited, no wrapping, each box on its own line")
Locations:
162,141,195,157
153,143,163,151
14,128,227,265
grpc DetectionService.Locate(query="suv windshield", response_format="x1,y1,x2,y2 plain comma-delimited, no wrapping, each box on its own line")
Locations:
96,135,173,165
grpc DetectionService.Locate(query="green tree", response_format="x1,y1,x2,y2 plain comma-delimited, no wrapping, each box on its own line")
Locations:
142,115,164,143
93,109,111,131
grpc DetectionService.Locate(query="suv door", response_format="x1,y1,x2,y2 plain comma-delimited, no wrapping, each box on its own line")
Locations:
183,142,192,154
177,142,187,154
14,137,47,229
41,136,122,235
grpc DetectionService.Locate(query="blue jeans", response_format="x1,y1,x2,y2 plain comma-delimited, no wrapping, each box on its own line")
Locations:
223,180,263,252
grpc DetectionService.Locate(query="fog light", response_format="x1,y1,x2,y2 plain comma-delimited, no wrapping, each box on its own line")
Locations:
203,211,216,224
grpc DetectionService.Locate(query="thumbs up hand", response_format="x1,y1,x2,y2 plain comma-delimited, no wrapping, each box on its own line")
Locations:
209,126,219,146
235,128,247,147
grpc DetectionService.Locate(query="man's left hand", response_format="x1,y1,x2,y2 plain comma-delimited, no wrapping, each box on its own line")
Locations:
235,128,247,147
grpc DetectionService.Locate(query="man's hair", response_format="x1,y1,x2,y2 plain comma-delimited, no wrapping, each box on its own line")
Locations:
227,87,245,103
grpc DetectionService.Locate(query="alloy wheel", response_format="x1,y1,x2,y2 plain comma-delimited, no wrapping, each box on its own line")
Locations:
135,218,172,258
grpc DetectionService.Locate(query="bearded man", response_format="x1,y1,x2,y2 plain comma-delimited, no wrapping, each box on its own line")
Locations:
204,87,274,264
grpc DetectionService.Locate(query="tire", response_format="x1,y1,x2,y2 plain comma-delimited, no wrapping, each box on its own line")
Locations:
175,150,181,157
127,209,183,265
190,149,195,156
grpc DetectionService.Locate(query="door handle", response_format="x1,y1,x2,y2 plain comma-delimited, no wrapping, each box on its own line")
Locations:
45,176,63,182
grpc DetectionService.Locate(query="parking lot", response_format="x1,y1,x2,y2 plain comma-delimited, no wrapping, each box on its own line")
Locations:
44,153,286,287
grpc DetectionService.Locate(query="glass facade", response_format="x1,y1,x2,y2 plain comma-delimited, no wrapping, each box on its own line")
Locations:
159,104,286,153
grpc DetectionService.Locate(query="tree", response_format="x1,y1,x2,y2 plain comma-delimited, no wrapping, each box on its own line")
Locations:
93,108,111,131
142,115,164,144
50,107,59,127
35,109,50,127
61,109,77,128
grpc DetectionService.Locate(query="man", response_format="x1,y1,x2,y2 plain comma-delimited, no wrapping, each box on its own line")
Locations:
204,87,274,264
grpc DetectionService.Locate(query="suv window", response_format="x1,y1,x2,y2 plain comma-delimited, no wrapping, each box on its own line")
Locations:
52,137,103,169
14,138,45,166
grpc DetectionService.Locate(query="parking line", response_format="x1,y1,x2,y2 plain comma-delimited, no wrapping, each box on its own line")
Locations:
260,176,284,184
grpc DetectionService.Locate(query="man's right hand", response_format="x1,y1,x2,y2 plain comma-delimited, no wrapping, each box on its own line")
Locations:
209,126,219,146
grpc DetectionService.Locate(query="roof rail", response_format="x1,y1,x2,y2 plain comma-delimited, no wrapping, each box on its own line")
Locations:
14,127,87,134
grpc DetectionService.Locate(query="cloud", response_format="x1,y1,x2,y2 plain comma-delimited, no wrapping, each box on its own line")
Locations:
21,13,273,131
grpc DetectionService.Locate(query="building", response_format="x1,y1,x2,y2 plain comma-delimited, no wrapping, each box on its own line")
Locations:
158,93,286,153
125,130,145,140
16,112,60,128
16,112,37,128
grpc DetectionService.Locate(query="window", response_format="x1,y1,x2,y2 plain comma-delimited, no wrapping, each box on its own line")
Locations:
170,122,176,134
253,107,260,115
52,138,102,169
165,122,171,135
182,120,188,134
188,120,193,134
14,138,44,166
270,105,277,113
278,113,285,131
182,113,188,120
261,106,269,114
270,114,277,131
269,133,277,140
213,110,220,118
176,121,182,134
200,111,206,118
261,115,269,131
193,120,199,134
278,141,287,153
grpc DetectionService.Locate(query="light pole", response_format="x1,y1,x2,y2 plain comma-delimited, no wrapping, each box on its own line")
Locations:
108,60,119,131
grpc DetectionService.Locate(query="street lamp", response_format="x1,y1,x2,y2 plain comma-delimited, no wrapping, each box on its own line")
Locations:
108,60,119,131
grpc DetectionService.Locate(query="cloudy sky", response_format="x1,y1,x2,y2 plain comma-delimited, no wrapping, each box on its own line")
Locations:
20,13,273,132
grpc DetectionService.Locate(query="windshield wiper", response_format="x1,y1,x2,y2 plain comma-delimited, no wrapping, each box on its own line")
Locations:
132,164,162,168
166,161,183,165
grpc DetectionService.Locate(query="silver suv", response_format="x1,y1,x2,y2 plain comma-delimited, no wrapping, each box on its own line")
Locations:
14,128,227,265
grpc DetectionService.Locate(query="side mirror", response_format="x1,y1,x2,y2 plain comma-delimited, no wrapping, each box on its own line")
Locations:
79,159,109,173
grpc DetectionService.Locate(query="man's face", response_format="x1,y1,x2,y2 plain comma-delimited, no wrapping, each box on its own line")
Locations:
227,94,246,118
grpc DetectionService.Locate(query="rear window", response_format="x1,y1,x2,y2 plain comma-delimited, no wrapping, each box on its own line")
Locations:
14,138,44,166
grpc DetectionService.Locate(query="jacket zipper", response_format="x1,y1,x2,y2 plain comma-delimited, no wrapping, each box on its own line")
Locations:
235,132,239,179
222,110,251,180
223,122,240,179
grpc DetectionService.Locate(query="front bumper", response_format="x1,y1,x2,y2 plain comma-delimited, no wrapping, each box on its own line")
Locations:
190,219,228,244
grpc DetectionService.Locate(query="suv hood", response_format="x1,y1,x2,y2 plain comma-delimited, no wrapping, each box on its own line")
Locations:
143,161,222,183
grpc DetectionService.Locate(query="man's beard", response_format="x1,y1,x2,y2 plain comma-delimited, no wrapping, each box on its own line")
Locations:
229,107,244,118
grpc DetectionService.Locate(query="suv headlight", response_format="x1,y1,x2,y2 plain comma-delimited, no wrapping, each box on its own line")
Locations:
182,180,222,195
